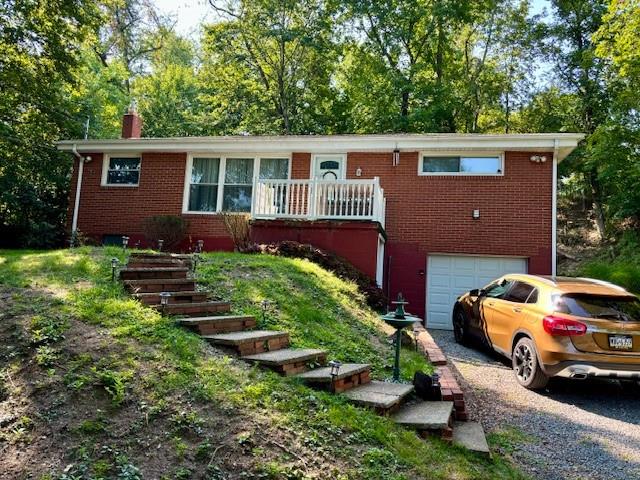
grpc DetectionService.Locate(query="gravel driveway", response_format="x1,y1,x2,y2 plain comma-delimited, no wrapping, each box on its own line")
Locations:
430,330,640,480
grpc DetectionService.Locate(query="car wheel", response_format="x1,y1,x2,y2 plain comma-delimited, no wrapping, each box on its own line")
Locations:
453,307,469,345
512,337,549,390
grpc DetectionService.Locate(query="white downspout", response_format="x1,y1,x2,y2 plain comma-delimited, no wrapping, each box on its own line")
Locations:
71,144,85,234
552,139,559,276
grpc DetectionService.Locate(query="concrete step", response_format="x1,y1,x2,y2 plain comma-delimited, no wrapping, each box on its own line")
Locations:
242,348,327,376
124,278,197,293
120,267,189,280
203,330,289,356
153,301,230,317
343,381,414,413
296,363,371,393
393,401,454,439
179,315,257,335
452,421,490,457
133,290,209,305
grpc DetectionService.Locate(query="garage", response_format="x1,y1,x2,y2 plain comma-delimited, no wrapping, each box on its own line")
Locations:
426,254,528,330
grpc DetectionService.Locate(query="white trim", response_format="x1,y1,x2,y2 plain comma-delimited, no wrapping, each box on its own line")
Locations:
376,234,385,287
71,145,84,233
418,151,505,176
58,133,584,162
311,153,347,180
182,153,292,214
101,153,141,187
427,252,528,259
552,140,559,276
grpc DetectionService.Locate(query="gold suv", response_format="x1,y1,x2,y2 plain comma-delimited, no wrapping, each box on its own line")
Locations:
453,274,640,389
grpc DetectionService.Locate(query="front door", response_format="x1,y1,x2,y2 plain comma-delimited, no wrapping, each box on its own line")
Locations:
313,154,345,180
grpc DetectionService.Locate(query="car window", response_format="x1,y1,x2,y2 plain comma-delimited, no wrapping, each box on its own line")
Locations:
504,281,536,304
556,294,640,321
484,280,514,299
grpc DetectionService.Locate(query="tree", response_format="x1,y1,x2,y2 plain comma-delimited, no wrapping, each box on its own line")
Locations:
546,0,610,238
0,0,99,247
201,0,339,134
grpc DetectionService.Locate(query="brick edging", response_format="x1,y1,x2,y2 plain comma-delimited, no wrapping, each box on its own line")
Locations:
413,322,469,422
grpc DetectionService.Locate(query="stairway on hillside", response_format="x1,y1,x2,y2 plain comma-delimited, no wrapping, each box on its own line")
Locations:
119,252,488,453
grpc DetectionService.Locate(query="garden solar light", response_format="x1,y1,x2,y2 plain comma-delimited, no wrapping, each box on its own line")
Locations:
158,239,164,251
111,257,119,281
122,235,129,252
159,292,171,312
260,299,271,323
329,360,342,380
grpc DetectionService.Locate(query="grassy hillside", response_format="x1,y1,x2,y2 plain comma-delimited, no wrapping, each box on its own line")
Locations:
0,247,524,479
560,231,640,294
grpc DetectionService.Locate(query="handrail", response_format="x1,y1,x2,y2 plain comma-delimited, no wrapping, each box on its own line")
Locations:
252,177,385,225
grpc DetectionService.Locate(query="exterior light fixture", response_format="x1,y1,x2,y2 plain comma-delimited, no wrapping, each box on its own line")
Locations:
472,209,480,220
328,360,342,387
392,148,400,166
355,167,363,177
530,155,547,163
122,235,129,252
158,239,164,252
159,291,171,313
111,257,119,281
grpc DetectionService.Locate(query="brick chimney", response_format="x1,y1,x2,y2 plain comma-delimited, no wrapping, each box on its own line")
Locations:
121,100,142,139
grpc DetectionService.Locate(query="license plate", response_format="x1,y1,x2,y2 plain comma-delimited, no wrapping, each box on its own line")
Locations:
609,335,633,350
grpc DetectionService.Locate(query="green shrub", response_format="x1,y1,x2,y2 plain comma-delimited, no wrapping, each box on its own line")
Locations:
29,315,68,345
92,367,132,406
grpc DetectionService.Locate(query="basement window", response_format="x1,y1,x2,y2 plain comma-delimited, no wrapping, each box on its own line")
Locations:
103,155,141,185
420,154,503,176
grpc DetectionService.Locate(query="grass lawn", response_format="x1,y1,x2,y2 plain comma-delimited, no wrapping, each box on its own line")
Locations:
0,247,525,479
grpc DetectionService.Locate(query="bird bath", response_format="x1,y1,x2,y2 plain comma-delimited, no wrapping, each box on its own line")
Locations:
381,293,421,382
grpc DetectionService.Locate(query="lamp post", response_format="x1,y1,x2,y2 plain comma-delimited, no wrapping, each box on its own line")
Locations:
159,292,171,314
260,299,271,324
158,239,164,252
111,257,119,281
122,236,129,253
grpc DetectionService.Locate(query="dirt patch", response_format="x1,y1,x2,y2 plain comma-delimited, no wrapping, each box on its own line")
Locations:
0,286,352,479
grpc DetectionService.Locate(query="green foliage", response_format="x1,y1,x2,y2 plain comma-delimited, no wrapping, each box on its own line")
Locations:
92,366,133,407
577,231,640,294
30,315,68,345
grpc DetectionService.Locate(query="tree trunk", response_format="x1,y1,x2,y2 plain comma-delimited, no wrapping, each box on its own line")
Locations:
588,170,606,239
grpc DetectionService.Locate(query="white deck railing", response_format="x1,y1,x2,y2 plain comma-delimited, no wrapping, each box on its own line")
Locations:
252,177,386,226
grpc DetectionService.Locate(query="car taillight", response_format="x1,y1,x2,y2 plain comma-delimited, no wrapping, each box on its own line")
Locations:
543,315,587,336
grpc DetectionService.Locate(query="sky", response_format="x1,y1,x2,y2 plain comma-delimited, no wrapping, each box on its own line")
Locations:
154,0,552,38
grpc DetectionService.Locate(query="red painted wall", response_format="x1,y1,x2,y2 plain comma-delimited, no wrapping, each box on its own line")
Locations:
251,220,381,280
68,149,553,319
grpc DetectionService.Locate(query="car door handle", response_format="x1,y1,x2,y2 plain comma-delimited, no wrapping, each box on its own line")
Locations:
487,302,495,307
512,307,522,313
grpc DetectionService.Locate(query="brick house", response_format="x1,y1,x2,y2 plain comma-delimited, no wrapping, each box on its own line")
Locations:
58,109,583,329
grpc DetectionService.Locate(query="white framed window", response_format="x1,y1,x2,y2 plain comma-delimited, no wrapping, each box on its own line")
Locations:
183,154,291,214
418,152,504,176
101,154,141,186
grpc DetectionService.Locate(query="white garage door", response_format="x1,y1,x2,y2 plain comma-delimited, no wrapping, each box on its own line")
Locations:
426,255,528,330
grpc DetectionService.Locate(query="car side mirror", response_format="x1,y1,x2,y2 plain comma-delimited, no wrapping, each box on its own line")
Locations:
470,288,483,297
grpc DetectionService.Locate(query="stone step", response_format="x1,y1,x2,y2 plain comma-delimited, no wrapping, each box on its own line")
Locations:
203,330,290,356
153,301,230,317
120,267,189,280
242,348,327,376
179,315,257,335
295,363,371,393
393,401,454,439
133,290,209,305
124,278,197,293
452,421,490,457
127,258,191,269
129,252,192,260
343,381,414,413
